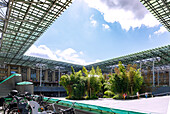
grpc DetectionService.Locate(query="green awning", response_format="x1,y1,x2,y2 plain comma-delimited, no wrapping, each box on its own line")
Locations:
17,81,33,85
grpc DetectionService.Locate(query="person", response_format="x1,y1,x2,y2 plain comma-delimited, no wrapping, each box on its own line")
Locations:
145,92,148,98
125,93,127,99
123,93,125,100
137,92,140,99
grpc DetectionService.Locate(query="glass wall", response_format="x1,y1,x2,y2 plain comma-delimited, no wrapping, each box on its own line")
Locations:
31,69,36,81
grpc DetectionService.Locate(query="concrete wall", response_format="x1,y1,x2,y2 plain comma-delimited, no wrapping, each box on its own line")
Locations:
34,86,65,92
0,75,22,97
16,85,34,94
152,86,170,95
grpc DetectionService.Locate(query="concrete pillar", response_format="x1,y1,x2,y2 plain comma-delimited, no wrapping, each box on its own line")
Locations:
27,67,31,81
153,61,155,87
52,70,55,82
169,69,170,86
158,70,159,86
7,65,11,77
18,66,21,74
58,91,60,97
36,69,40,82
45,70,48,82
58,67,60,86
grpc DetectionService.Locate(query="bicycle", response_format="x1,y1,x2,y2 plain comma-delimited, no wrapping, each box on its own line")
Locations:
57,101,76,114
3,90,35,114
3,90,19,113
3,92,76,114
6,95,31,114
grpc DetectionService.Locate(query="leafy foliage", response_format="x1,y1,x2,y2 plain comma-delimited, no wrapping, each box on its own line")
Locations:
105,61,143,98
60,61,143,100
60,66,103,99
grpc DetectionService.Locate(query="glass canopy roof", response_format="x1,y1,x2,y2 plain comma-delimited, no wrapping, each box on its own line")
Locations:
0,52,83,70
0,45,169,71
0,0,169,71
0,0,72,63
140,0,170,31
86,45,170,72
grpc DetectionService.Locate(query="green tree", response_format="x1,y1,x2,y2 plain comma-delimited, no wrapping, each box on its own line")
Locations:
127,68,143,94
82,66,88,78
105,61,143,99
60,66,104,99
72,71,87,99
96,66,105,95
114,62,129,94
60,74,72,98
60,67,87,99
88,66,102,98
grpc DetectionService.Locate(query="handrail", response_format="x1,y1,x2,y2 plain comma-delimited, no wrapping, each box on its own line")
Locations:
129,92,152,98
43,97,148,114
0,73,21,84
153,92,170,96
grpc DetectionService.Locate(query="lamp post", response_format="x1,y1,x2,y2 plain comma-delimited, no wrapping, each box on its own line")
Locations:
153,60,155,87
111,67,113,75
58,67,60,86
55,66,61,86
36,63,47,87
55,66,61,97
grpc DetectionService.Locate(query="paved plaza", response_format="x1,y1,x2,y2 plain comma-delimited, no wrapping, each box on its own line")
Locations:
56,96,170,114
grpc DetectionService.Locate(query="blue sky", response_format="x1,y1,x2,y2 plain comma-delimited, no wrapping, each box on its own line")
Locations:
25,0,170,65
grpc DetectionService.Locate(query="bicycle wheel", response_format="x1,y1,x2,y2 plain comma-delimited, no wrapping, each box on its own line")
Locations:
3,101,10,113
7,108,21,114
3,103,11,114
8,107,32,114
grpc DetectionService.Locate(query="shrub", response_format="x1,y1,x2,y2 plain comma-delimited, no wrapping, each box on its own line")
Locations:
112,94,123,100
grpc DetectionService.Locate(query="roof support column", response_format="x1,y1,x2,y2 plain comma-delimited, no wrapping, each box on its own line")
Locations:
58,67,60,86
7,65,10,77
169,69,170,87
58,91,60,97
18,66,21,74
40,68,42,86
36,69,40,82
45,70,48,82
52,70,55,82
27,67,31,81
111,67,113,75
153,60,155,87
157,70,159,86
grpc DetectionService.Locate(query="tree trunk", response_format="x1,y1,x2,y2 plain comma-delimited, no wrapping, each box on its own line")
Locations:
131,86,133,95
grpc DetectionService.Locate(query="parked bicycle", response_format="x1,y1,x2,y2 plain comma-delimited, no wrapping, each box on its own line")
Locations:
57,100,76,114
1,90,76,114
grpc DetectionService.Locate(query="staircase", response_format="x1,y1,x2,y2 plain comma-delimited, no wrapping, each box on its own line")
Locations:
0,74,22,97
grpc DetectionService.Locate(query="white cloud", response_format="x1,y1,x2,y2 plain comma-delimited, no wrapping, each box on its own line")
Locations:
85,59,103,65
24,45,103,65
55,48,86,65
95,59,102,63
84,0,160,31
102,24,110,29
25,45,86,65
80,51,84,55
154,26,168,35
149,34,151,39
24,45,58,60
90,15,97,27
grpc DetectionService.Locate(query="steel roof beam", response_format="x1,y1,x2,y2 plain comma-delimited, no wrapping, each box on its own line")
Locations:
4,2,32,63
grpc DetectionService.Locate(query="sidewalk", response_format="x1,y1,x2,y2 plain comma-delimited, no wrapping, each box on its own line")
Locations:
56,96,170,114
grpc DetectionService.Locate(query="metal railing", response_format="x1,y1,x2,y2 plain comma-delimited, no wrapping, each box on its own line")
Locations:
43,97,148,114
